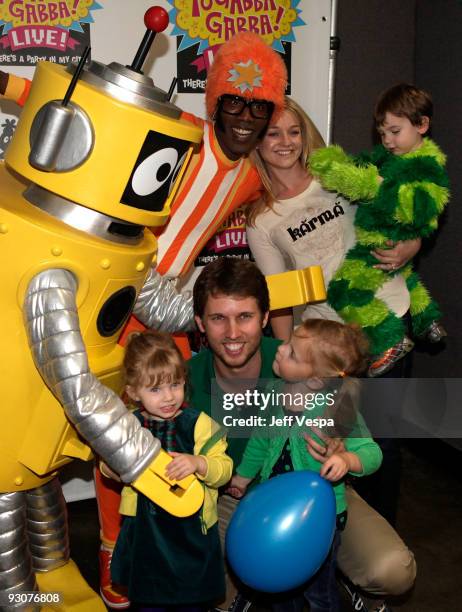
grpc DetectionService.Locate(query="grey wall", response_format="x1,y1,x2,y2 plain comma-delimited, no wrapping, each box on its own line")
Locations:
333,0,415,152
413,0,462,377
332,0,461,376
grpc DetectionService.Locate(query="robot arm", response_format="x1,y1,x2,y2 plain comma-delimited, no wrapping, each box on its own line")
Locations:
24,268,160,483
133,266,195,332
23,267,204,516
135,265,327,332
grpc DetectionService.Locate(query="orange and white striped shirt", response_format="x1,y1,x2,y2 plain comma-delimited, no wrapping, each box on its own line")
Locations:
154,114,262,278
0,72,31,107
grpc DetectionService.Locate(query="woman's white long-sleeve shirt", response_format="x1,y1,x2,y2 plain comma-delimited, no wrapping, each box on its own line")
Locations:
246,180,409,322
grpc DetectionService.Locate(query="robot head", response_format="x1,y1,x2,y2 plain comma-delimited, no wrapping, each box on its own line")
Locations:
5,7,202,228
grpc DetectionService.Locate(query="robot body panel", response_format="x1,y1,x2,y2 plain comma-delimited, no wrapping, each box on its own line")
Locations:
0,163,157,491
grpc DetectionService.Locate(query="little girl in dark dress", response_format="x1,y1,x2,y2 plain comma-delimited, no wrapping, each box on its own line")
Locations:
108,330,233,612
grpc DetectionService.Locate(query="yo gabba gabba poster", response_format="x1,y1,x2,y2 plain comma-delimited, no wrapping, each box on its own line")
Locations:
1,0,332,162
0,0,100,65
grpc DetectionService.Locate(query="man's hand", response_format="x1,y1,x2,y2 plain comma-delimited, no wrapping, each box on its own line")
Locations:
372,238,421,271
166,452,207,481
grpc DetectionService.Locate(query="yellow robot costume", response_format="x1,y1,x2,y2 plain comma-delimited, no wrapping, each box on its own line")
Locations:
0,7,204,610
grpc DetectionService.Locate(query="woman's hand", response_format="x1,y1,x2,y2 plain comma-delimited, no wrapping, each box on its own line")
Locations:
372,238,421,272
166,452,207,480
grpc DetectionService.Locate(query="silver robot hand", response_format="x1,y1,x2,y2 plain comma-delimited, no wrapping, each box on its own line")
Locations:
134,267,195,332
23,268,160,483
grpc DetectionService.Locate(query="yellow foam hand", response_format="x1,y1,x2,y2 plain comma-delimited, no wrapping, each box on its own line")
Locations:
132,448,205,517
267,266,326,311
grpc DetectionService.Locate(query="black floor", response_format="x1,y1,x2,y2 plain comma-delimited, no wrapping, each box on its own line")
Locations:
67,440,462,611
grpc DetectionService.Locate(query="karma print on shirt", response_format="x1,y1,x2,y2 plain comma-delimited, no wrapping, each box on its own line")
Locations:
270,197,350,268
286,199,345,242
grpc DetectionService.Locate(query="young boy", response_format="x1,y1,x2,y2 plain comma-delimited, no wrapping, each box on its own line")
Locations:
309,83,450,376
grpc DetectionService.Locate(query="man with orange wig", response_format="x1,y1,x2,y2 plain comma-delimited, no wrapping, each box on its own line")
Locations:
151,32,288,299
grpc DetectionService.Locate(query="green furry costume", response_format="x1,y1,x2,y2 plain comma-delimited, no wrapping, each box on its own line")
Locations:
309,138,449,355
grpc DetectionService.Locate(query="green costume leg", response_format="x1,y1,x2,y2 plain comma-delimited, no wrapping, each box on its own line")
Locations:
402,266,442,337
327,245,406,355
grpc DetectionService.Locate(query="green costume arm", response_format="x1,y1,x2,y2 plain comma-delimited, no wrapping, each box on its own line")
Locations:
309,145,380,201
392,176,449,235
360,144,450,239
308,144,352,175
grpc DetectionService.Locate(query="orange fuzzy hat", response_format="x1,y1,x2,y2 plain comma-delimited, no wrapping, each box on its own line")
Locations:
205,32,287,119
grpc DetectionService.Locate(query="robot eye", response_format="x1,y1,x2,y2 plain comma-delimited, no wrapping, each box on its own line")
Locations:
121,130,190,212
131,147,179,196
168,151,188,196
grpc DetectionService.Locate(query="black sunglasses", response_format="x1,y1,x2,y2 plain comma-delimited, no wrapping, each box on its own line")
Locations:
219,95,274,120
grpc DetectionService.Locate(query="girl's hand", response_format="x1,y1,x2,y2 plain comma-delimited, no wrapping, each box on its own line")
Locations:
165,452,207,481
320,451,362,482
372,238,421,271
225,474,251,499
320,453,350,482
303,430,346,463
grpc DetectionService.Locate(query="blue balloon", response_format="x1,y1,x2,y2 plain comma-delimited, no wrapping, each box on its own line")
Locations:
225,471,336,593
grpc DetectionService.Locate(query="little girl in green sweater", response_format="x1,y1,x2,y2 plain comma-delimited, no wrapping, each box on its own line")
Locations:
229,318,382,612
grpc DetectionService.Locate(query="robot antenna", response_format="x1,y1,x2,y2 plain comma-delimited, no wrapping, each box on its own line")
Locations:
128,6,169,75
63,45,91,106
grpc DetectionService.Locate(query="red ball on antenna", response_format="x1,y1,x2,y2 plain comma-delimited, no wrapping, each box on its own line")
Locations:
144,6,169,32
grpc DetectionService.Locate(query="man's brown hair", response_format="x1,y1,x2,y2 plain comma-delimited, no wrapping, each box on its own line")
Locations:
193,259,269,319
